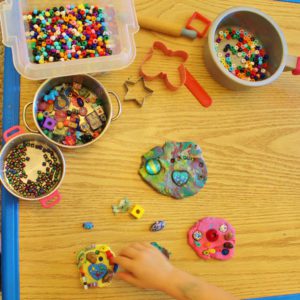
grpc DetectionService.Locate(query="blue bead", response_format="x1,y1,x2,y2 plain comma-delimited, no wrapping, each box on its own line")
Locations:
222,249,229,256
150,220,166,232
113,264,119,273
172,170,189,186
83,222,94,230
145,159,161,175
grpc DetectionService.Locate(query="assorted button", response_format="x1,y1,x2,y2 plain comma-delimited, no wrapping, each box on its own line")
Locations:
193,231,203,241
219,224,228,233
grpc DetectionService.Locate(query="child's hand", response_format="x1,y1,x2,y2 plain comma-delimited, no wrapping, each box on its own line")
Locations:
113,242,174,291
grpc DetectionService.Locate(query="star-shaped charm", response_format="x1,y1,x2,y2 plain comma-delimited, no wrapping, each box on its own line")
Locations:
124,77,154,107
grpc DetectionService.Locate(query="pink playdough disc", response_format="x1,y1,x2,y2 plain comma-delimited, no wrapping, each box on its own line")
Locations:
188,217,236,261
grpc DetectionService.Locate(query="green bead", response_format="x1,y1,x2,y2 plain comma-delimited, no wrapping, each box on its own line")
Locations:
194,241,201,247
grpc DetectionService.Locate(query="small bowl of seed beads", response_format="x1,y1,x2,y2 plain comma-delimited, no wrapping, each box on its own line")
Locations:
204,7,291,90
0,127,66,207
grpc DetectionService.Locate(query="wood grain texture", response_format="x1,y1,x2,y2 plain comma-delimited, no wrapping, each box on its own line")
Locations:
15,0,300,299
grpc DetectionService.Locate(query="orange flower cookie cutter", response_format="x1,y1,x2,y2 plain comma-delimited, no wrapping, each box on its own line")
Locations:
140,41,212,108
140,41,188,91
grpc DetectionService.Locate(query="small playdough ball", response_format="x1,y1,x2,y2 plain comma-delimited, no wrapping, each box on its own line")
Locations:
37,112,44,121
187,217,236,261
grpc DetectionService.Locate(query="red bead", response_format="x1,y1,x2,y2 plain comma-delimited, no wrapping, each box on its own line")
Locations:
106,250,113,258
206,229,219,242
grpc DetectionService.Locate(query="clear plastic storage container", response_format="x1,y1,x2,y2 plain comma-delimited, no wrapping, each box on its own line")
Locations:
0,0,139,80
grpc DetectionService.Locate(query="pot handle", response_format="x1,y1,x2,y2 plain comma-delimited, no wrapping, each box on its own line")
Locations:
108,91,122,121
284,55,300,75
3,125,25,143
23,102,39,133
39,190,61,208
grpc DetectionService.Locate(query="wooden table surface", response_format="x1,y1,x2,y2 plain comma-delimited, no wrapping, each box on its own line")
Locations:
16,0,300,299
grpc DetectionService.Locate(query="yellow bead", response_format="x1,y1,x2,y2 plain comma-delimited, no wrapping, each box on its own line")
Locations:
57,122,64,129
210,249,216,254
130,205,145,219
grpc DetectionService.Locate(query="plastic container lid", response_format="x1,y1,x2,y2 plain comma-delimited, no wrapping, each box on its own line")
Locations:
0,0,139,80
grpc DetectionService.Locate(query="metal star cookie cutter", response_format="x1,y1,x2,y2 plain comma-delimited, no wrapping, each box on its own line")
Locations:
124,77,154,107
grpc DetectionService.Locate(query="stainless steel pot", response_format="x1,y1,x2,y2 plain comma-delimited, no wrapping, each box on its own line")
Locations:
204,7,300,90
0,126,66,208
23,74,122,149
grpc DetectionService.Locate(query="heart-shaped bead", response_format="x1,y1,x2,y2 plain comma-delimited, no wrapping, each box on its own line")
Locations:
172,170,189,186
88,263,107,281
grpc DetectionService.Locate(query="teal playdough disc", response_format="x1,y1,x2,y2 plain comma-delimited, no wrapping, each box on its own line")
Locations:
139,142,208,199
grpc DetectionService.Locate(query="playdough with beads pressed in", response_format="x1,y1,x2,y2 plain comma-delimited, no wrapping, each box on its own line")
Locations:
187,217,236,260
76,244,118,289
139,142,207,199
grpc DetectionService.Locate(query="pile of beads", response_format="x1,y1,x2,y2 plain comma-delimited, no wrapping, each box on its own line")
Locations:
23,4,112,64
36,81,107,147
4,141,62,198
215,27,269,81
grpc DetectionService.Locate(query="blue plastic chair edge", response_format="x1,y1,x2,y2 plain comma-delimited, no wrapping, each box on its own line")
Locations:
1,47,20,300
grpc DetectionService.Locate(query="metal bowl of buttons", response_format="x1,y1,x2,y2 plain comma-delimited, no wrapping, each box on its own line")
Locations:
0,126,66,208
204,7,300,90
23,74,122,149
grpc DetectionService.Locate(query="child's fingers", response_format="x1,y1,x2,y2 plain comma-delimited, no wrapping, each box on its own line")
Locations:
119,246,139,259
130,243,147,251
143,242,155,249
113,256,134,270
116,272,143,288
